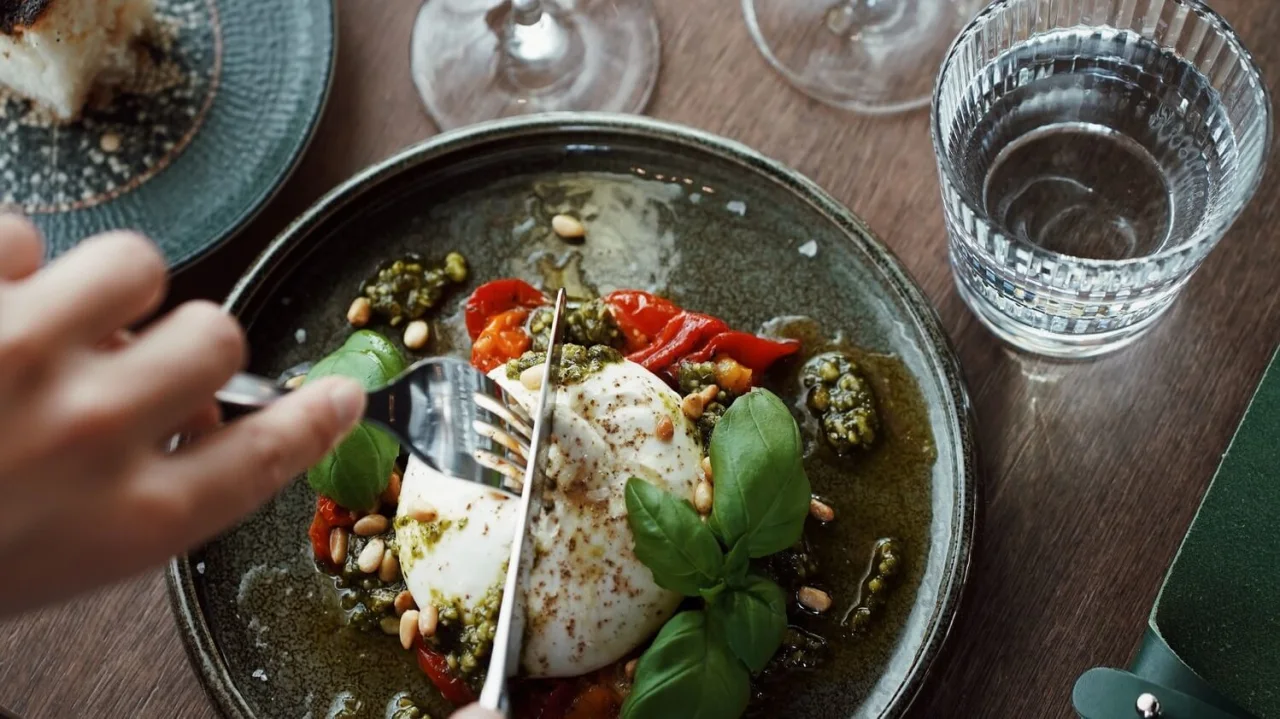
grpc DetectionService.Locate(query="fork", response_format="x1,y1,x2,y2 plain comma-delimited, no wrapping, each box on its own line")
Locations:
215,355,537,493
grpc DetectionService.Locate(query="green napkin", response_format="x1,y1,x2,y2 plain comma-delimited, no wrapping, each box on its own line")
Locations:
1075,346,1280,719
1149,345,1280,717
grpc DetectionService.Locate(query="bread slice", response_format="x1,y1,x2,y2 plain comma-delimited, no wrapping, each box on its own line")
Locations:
0,0,156,121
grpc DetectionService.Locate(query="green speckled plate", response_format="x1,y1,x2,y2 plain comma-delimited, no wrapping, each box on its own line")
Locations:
0,0,335,270
167,114,978,719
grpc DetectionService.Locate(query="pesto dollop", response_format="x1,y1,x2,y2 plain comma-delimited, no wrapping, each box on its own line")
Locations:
800,351,879,454
530,298,624,350
362,252,467,326
506,343,623,384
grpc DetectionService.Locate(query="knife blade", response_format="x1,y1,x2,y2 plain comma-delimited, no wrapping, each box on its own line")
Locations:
478,288,567,714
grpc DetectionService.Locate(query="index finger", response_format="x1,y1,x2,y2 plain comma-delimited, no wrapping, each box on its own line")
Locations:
137,377,366,547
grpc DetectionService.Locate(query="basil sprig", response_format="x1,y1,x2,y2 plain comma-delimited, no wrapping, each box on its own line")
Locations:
623,389,812,719
305,330,405,511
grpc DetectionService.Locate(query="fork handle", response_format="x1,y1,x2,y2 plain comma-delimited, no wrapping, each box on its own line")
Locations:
215,373,287,409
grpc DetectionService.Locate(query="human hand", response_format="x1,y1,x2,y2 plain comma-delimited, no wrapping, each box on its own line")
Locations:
450,705,503,719
0,216,366,616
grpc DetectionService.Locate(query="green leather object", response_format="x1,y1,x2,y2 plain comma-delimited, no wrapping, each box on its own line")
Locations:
1074,347,1279,719
1150,346,1280,717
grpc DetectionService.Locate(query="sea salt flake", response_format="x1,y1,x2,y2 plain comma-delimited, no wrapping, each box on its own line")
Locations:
295,329,307,344
798,240,818,258
726,200,746,216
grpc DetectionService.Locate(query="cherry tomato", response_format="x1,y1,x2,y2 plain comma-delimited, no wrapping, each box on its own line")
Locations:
603,290,682,353
471,308,533,372
465,279,547,340
415,644,477,706
308,496,357,566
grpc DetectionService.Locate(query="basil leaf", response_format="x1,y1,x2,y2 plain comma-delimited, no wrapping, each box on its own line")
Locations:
622,610,750,719
710,574,788,672
342,330,408,377
625,478,724,596
306,421,399,510
709,389,812,557
306,334,404,510
723,539,750,588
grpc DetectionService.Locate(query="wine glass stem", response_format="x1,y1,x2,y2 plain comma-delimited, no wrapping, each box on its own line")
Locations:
498,0,579,91
512,0,543,26
826,0,898,34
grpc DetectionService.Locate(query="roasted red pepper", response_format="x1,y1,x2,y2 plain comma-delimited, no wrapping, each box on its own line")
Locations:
308,496,356,565
682,331,801,372
416,643,478,706
626,312,729,373
465,279,547,340
603,290,682,352
471,308,533,372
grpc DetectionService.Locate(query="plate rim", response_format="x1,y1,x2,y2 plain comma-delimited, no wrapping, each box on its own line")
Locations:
169,0,339,273
166,112,979,719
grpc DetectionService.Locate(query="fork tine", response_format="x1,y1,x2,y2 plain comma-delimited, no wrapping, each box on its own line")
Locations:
472,392,534,440
502,397,534,429
473,419,530,461
473,449,526,483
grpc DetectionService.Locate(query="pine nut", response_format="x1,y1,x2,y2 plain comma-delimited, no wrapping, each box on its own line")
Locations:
357,538,386,574
694,481,713,514
381,469,402,506
404,320,430,350
624,659,638,680
380,616,401,635
405,500,438,523
698,384,720,406
551,214,585,239
379,549,399,582
353,514,389,536
520,364,543,390
681,392,705,420
809,497,835,522
329,528,348,565
798,587,832,613
656,415,674,441
394,590,415,615
419,604,439,638
284,374,306,390
400,610,420,650
701,456,713,483
347,297,372,327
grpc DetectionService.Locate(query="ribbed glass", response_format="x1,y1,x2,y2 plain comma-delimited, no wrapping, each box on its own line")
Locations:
931,0,1271,358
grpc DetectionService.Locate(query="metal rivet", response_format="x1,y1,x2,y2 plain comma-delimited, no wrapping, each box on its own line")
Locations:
1136,692,1161,718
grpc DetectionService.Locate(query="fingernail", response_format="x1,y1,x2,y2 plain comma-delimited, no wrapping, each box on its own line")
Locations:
327,378,366,430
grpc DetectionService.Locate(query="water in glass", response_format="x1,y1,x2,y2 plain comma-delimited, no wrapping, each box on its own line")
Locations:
933,0,1270,358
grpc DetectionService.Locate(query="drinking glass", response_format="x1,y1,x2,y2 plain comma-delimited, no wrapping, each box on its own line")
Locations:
932,0,1271,358
411,0,660,131
743,0,979,114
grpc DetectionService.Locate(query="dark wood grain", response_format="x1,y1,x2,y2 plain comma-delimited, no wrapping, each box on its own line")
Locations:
2,0,1278,717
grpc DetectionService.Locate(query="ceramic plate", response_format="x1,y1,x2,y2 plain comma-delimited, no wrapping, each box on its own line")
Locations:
167,114,978,719
0,0,335,269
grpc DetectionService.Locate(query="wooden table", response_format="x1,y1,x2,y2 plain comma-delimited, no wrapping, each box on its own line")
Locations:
3,0,1278,716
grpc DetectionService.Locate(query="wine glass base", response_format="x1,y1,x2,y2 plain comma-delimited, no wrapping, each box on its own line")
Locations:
412,0,660,131
743,0,975,114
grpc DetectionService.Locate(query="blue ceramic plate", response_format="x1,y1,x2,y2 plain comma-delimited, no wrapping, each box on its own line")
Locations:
0,0,335,269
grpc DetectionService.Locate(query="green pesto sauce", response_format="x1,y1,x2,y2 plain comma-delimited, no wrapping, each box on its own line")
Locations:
800,351,880,454
505,343,623,385
362,252,467,326
393,515,454,575
425,571,505,679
